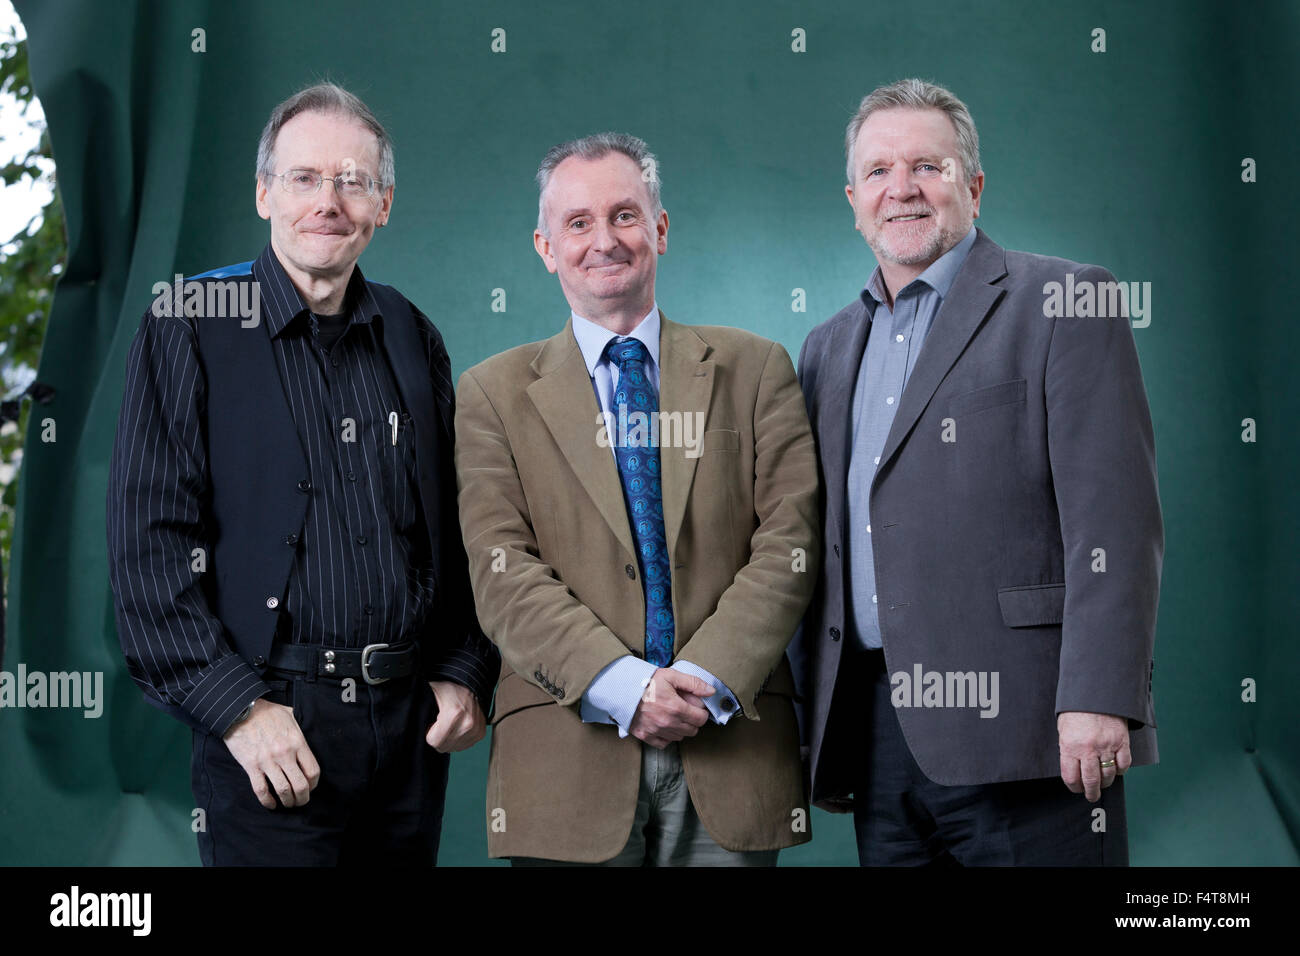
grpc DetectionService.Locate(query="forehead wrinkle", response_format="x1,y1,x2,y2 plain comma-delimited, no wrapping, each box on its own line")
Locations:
558,197,645,219
280,160,379,176
860,149,946,168
273,122,381,174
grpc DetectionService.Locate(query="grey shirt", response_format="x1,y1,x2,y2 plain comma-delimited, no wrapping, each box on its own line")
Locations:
846,226,977,648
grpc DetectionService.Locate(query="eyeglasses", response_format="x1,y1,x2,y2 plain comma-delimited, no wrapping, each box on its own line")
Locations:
268,168,381,198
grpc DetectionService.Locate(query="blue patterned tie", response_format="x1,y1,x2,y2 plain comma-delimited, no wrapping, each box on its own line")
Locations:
603,337,674,667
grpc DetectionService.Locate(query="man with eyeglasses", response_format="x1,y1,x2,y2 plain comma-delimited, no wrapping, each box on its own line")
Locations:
107,83,496,866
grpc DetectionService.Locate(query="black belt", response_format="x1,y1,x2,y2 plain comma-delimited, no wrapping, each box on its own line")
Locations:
267,641,419,685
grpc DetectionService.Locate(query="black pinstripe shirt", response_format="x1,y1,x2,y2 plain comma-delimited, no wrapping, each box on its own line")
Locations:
108,245,493,735
261,249,434,651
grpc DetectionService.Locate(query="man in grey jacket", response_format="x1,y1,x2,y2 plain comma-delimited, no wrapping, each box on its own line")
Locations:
794,78,1163,865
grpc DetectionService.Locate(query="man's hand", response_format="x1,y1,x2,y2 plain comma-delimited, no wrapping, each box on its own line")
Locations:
425,680,486,753
628,668,713,750
1058,710,1131,802
222,698,321,810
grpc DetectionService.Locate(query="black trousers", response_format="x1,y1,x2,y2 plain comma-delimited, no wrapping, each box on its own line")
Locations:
840,647,1129,866
191,667,448,866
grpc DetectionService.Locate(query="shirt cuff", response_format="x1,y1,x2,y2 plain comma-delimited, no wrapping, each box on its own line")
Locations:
181,653,272,737
671,659,740,726
424,643,496,716
580,655,658,738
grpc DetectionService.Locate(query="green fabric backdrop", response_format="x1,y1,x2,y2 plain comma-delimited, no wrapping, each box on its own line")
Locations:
2,0,1296,865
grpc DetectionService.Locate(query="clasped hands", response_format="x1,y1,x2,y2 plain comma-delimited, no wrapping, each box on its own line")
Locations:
627,667,716,750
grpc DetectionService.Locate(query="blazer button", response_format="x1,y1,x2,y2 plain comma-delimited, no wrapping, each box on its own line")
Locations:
284,533,299,545
556,688,565,700
266,596,279,609
252,655,266,666
625,564,636,579
534,670,544,682
296,479,312,493
829,626,841,642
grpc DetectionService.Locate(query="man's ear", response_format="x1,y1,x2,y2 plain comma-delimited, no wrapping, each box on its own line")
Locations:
533,229,558,274
655,208,669,255
845,184,863,236
256,174,271,221
967,170,985,220
376,184,395,227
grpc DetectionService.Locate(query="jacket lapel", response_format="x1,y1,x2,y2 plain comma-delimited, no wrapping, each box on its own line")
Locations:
373,286,445,565
820,304,871,546
657,314,713,557
874,228,1008,479
527,320,636,560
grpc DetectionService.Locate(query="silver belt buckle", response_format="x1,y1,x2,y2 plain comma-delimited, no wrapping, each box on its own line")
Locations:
361,643,391,685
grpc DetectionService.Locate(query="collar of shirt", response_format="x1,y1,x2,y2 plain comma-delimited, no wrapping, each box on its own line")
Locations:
861,225,978,316
253,242,384,339
570,304,661,378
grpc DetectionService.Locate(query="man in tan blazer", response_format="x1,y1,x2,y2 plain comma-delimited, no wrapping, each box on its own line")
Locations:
454,132,820,865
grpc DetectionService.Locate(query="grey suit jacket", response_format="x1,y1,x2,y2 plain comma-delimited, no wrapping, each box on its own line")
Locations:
792,227,1163,806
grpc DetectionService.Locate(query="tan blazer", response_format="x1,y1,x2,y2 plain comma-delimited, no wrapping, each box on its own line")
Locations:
454,314,820,861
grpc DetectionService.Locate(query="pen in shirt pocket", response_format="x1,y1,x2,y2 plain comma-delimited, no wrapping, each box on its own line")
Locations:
388,410,413,445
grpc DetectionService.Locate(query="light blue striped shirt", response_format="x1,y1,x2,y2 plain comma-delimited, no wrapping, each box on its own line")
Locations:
569,307,739,736
847,226,977,648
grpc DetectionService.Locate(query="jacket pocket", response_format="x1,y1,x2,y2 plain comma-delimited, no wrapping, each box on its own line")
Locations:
949,378,1026,417
997,582,1066,627
701,428,740,452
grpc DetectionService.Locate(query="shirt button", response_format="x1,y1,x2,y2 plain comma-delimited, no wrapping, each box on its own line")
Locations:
266,596,279,609
720,698,735,712
866,524,871,533
874,456,880,465
886,396,895,405
895,334,904,342
297,479,312,493
872,594,878,604
625,564,636,579
356,535,367,545
284,533,298,545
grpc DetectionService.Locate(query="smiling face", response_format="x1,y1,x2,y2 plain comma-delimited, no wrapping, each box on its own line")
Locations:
846,107,983,288
255,109,393,290
533,152,668,329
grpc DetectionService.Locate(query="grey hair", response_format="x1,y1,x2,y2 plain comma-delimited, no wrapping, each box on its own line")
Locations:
256,82,395,189
844,78,981,186
535,132,662,236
